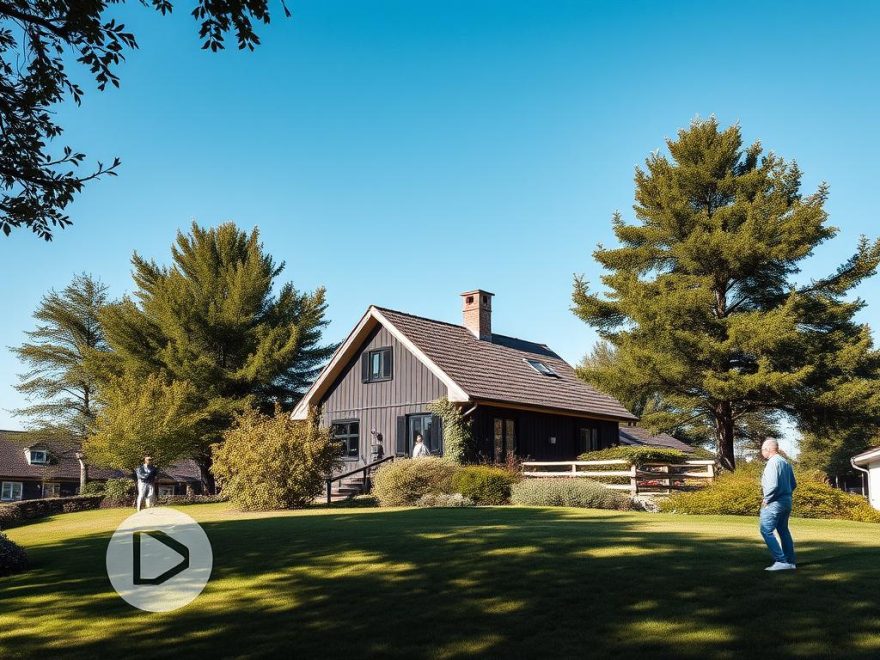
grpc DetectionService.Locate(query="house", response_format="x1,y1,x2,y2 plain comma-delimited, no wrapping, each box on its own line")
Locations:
616,425,696,453
292,290,637,465
851,446,880,510
0,430,202,502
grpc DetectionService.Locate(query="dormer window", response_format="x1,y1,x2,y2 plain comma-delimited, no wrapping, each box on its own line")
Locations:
27,449,49,465
525,359,558,377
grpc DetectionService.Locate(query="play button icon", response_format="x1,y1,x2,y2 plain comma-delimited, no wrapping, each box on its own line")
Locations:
106,508,213,612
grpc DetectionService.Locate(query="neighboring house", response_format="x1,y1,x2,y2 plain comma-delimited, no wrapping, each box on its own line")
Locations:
292,290,637,465
851,446,880,510
616,425,696,453
0,430,202,502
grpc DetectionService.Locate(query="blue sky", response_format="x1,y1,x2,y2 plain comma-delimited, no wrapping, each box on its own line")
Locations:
1,1,878,453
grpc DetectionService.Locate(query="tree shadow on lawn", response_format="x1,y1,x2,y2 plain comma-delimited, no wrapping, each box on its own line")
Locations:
2,507,879,659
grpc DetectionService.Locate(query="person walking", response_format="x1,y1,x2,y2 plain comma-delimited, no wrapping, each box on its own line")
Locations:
411,434,431,458
135,455,159,512
759,438,797,571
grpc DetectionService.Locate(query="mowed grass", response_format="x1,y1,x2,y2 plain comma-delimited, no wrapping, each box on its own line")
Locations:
2,504,879,659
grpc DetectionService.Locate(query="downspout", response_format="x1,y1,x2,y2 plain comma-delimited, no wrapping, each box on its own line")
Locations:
462,404,478,418
850,458,870,498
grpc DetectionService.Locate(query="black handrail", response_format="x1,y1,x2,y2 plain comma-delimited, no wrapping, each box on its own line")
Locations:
326,455,395,504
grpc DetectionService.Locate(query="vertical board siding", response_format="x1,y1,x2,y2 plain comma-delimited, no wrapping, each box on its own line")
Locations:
320,325,447,462
471,406,620,461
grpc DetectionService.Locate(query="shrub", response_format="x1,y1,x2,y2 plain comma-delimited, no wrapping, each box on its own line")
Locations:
372,457,460,506
80,481,106,496
578,446,690,466
660,462,880,523
103,478,137,507
416,493,474,508
451,466,517,505
157,494,228,506
212,408,341,510
0,532,29,577
427,397,473,463
511,478,632,510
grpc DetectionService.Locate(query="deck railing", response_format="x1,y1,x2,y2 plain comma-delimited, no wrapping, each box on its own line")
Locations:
520,459,716,497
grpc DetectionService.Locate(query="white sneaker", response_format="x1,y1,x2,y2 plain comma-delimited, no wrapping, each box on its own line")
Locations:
765,562,795,571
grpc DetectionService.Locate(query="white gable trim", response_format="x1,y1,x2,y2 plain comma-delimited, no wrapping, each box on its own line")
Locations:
291,306,469,420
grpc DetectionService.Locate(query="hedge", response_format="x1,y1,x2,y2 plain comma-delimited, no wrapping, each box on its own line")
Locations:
511,478,632,510
451,466,517,505
0,532,29,576
372,458,459,506
0,495,104,530
660,463,880,523
577,446,691,466
157,494,228,506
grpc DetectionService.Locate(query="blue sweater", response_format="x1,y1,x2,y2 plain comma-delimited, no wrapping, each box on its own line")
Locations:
761,454,797,504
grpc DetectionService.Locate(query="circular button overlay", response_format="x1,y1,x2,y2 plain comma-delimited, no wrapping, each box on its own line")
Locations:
106,507,213,612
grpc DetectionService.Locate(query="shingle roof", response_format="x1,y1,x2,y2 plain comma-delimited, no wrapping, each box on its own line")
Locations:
376,307,637,421
0,431,202,483
618,426,695,452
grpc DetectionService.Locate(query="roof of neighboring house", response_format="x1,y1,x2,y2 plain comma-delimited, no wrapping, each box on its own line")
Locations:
0,430,121,481
0,430,202,483
618,426,696,453
292,305,637,421
852,446,880,466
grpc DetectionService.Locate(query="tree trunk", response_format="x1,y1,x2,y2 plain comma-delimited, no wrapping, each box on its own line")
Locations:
198,456,216,495
714,402,736,470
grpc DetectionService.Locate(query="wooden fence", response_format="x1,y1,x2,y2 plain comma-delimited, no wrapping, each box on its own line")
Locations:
520,459,716,497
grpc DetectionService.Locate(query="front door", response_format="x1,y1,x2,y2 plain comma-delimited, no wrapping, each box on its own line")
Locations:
493,417,516,461
407,414,439,456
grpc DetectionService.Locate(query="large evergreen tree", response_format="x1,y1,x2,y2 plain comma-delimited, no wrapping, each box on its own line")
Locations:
95,221,335,485
12,273,109,440
573,118,880,470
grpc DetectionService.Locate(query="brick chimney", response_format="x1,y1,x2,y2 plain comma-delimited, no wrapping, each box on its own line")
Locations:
461,289,494,340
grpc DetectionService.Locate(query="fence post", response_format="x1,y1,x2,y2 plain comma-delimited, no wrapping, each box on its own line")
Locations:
630,463,638,497
326,478,332,505
707,463,715,482
572,463,577,477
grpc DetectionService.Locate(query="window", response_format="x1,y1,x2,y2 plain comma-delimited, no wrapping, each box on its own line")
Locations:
525,359,558,377
28,449,49,464
1,482,23,502
159,485,176,498
493,418,516,461
362,347,392,383
332,420,360,459
578,427,600,454
42,483,61,498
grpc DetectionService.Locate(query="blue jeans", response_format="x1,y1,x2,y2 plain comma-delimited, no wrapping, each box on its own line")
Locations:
760,499,795,564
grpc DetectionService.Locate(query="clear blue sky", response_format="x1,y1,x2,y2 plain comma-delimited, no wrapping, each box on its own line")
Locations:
1,1,878,452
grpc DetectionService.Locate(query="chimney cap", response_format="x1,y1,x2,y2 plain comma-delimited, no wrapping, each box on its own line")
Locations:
460,289,494,297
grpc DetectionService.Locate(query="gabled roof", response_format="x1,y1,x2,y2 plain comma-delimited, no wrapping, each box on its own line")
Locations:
292,305,636,421
618,426,695,453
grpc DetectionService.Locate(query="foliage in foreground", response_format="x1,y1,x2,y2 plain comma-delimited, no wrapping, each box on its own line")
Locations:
578,446,691,466
211,408,340,510
451,466,517,505
372,458,459,506
416,493,474,508
511,478,632,510
0,532,29,576
660,463,880,522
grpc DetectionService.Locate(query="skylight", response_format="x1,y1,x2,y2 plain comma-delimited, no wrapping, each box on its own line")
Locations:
525,359,558,377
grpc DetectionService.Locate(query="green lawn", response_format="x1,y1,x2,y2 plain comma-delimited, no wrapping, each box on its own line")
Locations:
2,504,879,659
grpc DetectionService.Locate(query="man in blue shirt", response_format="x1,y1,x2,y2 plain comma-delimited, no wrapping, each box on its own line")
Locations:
760,438,797,571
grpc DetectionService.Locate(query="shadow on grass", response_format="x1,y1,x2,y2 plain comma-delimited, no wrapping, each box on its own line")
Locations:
2,507,879,659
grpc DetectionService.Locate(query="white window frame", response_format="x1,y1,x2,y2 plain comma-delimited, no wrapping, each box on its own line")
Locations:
42,482,61,498
28,449,49,465
525,358,558,377
158,485,176,498
1,481,23,501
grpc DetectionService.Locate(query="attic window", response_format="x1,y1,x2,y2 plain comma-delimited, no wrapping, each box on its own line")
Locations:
525,359,558,377
28,449,49,465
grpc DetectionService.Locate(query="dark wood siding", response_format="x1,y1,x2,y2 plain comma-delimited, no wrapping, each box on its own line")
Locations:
471,406,619,462
320,325,448,463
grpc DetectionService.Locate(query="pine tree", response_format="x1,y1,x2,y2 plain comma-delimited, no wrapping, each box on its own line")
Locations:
12,273,109,441
96,221,336,486
573,118,880,470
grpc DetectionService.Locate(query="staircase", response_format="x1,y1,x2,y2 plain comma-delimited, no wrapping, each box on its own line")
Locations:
328,475,368,502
